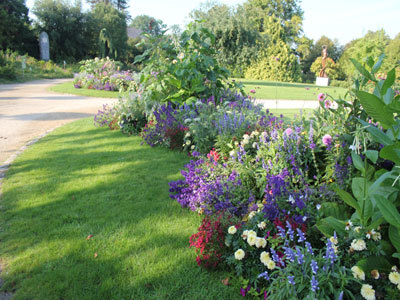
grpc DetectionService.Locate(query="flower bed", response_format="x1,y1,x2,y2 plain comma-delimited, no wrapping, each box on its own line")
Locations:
94,48,400,298
73,57,138,92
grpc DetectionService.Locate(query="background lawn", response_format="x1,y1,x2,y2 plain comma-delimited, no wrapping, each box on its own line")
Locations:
0,118,242,300
49,81,121,98
236,78,350,100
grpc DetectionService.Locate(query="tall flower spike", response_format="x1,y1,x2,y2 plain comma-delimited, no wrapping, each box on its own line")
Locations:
296,228,306,243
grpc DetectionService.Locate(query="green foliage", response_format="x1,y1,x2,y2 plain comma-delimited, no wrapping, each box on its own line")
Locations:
0,0,38,57
339,30,390,79
90,3,128,60
136,22,242,107
244,16,300,82
302,36,344,82
115,93,147,135
33,0,93,62
129,15,166,36
190,4,261,77
0,49,73,83
310,56,343,80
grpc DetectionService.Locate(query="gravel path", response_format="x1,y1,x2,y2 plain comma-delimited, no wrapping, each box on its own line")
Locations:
0,79,116,166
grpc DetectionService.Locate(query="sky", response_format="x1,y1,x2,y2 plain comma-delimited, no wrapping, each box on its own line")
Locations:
25,0,400,46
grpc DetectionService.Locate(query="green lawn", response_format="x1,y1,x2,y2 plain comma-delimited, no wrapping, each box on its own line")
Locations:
0,118,241,300
49,81,121,98
236,78,349,100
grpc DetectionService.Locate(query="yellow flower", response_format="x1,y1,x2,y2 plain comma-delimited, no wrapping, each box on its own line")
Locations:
360,284,375,300
389,271,400,285
234,249,245,260
267,260,275,270
351,239,367,251
372,232,381,241
247,235,257,246
329,236,338,245
260,251,270,266
351,266,365,280
258,221,266,229
228,226,237,235
255,237,267,248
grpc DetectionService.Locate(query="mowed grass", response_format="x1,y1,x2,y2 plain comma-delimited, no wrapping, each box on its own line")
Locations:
49,81,121,98
236,78,349,100
0,118,241,300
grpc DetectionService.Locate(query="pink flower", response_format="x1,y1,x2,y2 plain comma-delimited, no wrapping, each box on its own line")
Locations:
284,128,293,136
305,87,310,90
322,134,332,146
250,89,256,94
324,100,331,109
318,93,325,101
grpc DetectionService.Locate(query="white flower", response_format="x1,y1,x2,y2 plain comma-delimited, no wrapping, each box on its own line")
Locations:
316,204,321,210
255,237,267,248
247,234,257,246
234,249,245,260
248,211,256,219
242,134,250,140
172,59,177,64
345,220,353,230
177,52,184,60
354,226,362,233
267,260,276,270
191,145,195,150
351,266,365,280
228,226,237,235
252,142,258,148
242,230,249,240
389,271,400,285
349,144,357,151
361,284,375,300
288,195,295,204
260,251,270,266
372,232,381,241
186,140,191,146
185,132,191,138
329,236,338,245
258,221,266,229
351,239,367,251
247,230,257,237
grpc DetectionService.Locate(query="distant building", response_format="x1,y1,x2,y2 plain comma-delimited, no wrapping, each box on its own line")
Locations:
127,28,142,39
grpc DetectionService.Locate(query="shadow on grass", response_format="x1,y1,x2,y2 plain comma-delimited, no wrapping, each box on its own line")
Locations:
0,120,241,299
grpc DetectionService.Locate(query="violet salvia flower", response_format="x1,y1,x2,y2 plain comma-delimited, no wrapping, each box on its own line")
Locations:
311,275,319,292
258,271,269,280
311,260,318,274
283,246,295,262
288,275,295,285
270,248,281,263
286,221,294,241
296,247,304,265
305,242,314,255
277,226,286,238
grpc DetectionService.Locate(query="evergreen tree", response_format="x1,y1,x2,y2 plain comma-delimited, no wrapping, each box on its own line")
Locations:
0,0,38,56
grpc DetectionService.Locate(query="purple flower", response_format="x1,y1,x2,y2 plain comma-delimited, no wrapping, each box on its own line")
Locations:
296,228,306,243
305,242,314,255
258,271,270,280
250,89,256,94
318,93,325,101
311,260,318,274
322,134,332,147
288,275,295,285
311,275,319,292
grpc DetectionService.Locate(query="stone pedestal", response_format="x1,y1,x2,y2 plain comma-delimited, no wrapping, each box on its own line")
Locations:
316,77,329,86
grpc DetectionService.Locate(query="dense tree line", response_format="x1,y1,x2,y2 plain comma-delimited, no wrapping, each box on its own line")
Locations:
0,0,398,82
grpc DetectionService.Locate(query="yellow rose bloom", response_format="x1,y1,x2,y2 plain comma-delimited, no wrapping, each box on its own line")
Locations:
260,251,271,266
228,226,237,235
351,266,365,280
255,237,267,248
360,284,375,300
267,260,276,270
234,249,245,260
247,234,257,246
389,271,400,285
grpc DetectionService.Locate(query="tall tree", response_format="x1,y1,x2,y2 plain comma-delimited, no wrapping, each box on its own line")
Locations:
0,0,37,56
190,3,261,76
384,33,400,73
129,15,166,36
90,2,128,60
33,0,93,61
87,0,129,11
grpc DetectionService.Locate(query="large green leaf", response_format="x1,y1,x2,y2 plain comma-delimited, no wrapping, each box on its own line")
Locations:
389,225,400,253
320,202,350,220
351,152,365,173
380,143,400,165
382,68,396,96
333,187,360,211
365,150,379,164
357,256,391,273
350,58,376,82
359,119,394,145
316,217,346,237
372,54,385,74
357,91,394,126
375,194,400,228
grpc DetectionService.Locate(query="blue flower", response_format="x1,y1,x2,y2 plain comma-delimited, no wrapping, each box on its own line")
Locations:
288,275,295,285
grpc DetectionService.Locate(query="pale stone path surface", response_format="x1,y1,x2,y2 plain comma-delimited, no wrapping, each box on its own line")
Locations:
0,79,116,166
